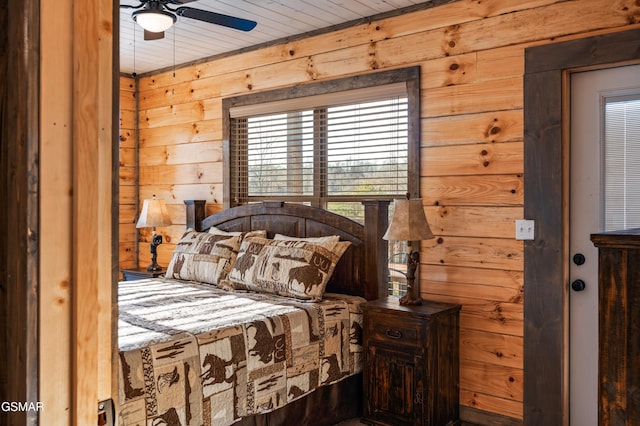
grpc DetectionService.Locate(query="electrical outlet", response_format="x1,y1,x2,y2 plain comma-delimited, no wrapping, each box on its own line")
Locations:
515,220,535,240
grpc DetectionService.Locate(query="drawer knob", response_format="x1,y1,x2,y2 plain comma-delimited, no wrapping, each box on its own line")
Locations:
385,328,403,339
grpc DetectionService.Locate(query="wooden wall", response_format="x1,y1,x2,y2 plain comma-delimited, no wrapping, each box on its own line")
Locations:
120,76,138,272
120,0,640,422
40,0,118,423
1,1,39,423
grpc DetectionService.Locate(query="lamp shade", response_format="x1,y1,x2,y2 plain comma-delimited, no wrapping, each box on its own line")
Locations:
133,8,176,33
136,197,172,228
383,198,434,241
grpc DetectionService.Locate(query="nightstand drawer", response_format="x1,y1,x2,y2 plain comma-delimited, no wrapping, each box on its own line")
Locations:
366,313,422,347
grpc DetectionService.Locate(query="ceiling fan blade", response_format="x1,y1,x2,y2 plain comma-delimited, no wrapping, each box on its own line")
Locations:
120,1,146,10
144,29,165,40
175,7,257,31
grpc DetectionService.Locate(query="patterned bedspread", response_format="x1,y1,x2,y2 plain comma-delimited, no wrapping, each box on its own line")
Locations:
118,278,365,426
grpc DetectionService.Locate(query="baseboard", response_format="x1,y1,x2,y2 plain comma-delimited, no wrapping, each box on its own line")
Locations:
460,406,523,426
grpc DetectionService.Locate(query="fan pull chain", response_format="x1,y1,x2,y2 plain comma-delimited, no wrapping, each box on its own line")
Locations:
173,25,176,78
132,20,137,78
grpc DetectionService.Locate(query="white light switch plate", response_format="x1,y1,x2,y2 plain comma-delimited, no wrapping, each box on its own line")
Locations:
515,220,535,240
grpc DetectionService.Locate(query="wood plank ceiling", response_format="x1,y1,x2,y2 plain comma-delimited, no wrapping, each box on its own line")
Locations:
119,0,441,75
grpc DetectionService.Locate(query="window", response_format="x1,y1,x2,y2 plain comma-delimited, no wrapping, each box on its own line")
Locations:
223,67,420,223
604,95,640,231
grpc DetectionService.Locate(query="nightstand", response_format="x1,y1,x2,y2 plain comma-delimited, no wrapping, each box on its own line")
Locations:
361,297,461,426
121,267,166,281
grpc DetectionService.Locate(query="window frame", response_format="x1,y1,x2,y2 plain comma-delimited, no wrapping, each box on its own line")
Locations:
221,66,421,210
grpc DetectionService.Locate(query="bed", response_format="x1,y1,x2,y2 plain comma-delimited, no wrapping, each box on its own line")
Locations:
118,200,389,426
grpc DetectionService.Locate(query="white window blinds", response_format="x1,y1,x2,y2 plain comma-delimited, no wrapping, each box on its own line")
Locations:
229,85,409,219
604,96,640,231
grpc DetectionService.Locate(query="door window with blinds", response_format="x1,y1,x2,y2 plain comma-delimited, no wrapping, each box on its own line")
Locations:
604,94,640,231
223,67,420,223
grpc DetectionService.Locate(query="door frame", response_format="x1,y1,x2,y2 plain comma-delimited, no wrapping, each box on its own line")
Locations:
523,28,640,426
0,0,119,424
0,0,40,423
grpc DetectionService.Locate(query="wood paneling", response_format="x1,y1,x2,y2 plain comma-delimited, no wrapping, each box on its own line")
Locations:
423,77,523,118
1,0,39,424
423,110,523,148
425,264,522,290
423,236,522,271
39,0,75,422
72,0,116,422
421,141,523,176
421,174,523,206
138,119,220,146
460,329,522,369
123,1,640,423
120,76,137,271
426,206,523,239
461,391,523,421
0,0,7,406
139,141,222,166
461,359,522,401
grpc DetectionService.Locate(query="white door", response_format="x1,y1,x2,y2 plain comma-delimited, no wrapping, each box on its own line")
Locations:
570,64,640,425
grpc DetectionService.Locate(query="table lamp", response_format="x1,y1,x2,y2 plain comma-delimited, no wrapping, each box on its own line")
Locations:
136,195,172,271
383,195,434,305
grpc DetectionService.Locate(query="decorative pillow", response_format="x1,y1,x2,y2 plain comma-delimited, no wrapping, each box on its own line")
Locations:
273,234,340,251
165,229,243,285
226,237,350,301
209,226,267,239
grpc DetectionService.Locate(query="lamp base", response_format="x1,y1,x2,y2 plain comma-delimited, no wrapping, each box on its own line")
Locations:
400,251,422,305
146,263,163,272
146,234,164,272
399,289,423,305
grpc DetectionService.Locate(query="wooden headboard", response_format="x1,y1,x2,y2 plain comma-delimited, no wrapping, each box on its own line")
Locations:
184,200,389,301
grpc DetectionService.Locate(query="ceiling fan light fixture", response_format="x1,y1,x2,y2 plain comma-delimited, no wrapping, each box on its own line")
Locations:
133,8,177,33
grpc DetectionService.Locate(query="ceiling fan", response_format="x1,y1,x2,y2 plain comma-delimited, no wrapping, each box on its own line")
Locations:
121,0,257,40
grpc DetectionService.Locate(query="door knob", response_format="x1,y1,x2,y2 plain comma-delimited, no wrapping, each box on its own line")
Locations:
573,253,586,265
571,279,586,291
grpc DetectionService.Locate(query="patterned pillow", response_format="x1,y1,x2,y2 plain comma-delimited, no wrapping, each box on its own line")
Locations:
165,230,243,285
273,234,340,251
226,237,350,301
209,226,267,239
